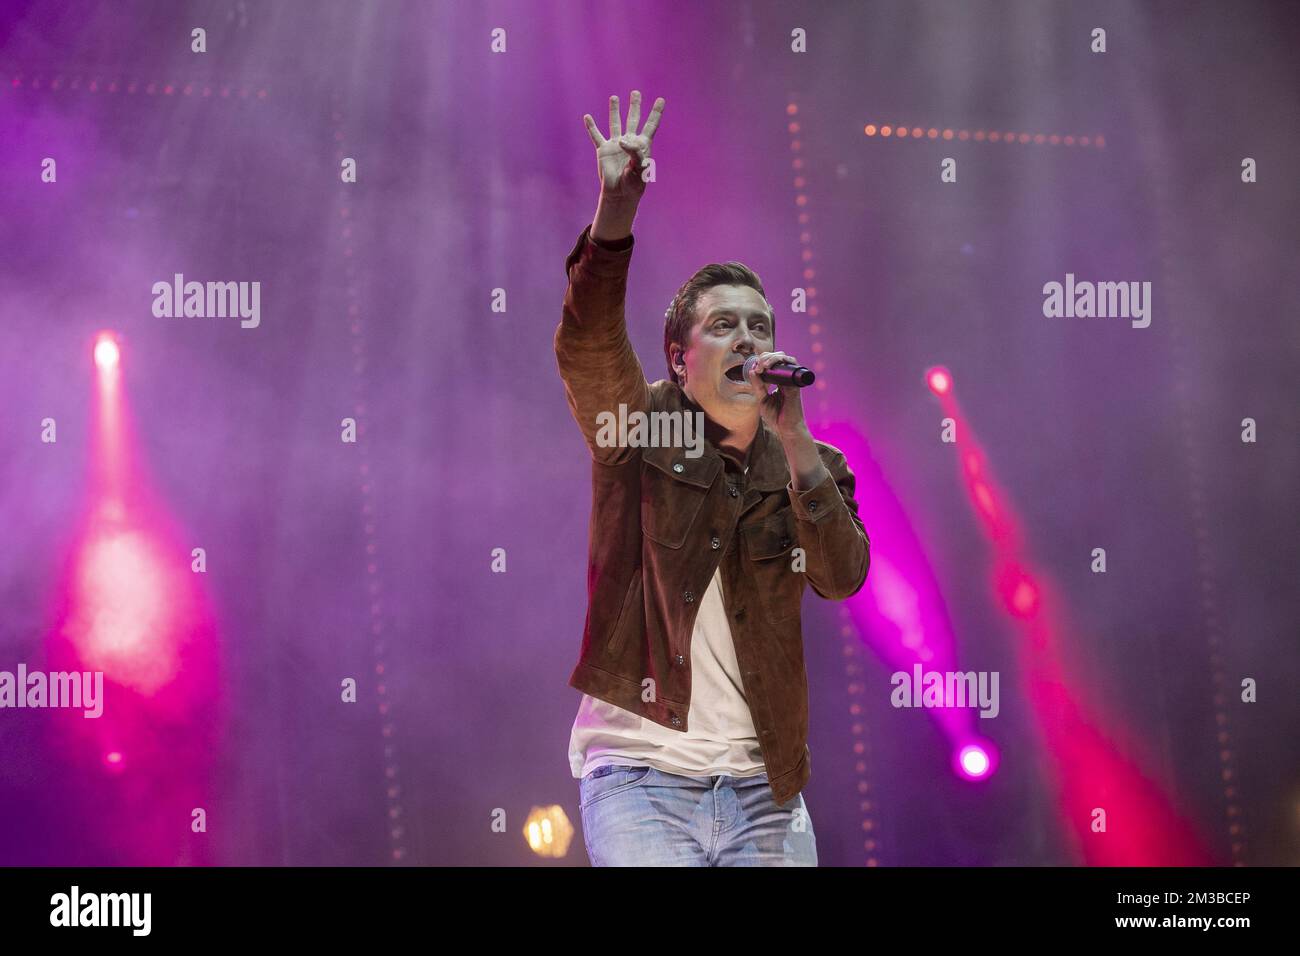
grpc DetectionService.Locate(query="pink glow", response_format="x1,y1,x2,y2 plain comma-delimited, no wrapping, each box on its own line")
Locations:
931,382,1212,862
925,366,951,395
955,742,997,780
41,335,223,863
68,525,179,692
93,332,120,370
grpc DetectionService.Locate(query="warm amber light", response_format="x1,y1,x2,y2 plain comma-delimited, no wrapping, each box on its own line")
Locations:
864,124,877,136
524,804,575,859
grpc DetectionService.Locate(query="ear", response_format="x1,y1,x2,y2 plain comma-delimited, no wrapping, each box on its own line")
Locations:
670,343,685,373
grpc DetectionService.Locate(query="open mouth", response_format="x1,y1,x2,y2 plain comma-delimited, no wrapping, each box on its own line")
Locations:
724,363,747,382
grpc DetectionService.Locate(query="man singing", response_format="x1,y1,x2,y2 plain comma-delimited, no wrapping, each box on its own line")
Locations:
555,90,871,866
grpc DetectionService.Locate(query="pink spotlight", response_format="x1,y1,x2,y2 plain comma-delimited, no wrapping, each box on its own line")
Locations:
1011,579,1039,617
94,333,120,370
956,743,993,779
925,366,952,396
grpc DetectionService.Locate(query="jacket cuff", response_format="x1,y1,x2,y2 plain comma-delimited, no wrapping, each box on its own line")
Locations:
565,224,635,279
787,471,844,524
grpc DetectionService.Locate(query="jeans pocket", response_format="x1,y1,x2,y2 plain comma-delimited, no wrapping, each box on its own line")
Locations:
579,765,654,811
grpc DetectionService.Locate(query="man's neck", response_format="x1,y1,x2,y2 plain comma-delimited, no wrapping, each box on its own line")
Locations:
680,387,760,468
705,416,759,470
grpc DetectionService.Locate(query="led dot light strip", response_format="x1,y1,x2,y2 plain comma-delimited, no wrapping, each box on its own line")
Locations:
864,123,1104,149
842,606,881,866
784,101,829,422
331,92,407,864
7,72,268,99
788,97,880,866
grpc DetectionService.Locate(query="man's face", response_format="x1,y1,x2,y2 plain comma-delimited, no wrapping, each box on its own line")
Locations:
672,285,774,429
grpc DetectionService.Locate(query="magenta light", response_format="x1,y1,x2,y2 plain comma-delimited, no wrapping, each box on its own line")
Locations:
93,333,120,370
1011,579,1039,618
956,743,993,779
925,366,952,395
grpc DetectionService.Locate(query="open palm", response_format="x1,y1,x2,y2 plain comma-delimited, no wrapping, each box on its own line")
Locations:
583,91,665,202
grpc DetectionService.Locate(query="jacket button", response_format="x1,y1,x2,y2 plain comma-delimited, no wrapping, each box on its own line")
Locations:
672,463,685,473
684,590,694,603
675,654,685,665
670,713,682,727
779,537,791,550
728,486,739,498
710,536,721,549
808,501,818,512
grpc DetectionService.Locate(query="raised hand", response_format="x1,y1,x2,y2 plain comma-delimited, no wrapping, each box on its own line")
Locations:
583,91,665,205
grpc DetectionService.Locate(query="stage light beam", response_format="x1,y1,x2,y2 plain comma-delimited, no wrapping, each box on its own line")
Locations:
94,333,120,371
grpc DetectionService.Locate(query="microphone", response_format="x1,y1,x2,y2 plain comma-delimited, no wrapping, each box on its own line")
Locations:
743,355,816,387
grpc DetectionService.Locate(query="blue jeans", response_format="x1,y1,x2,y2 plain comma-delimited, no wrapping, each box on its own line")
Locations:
578,764,817,866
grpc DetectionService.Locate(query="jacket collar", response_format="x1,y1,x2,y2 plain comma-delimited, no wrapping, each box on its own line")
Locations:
642,383,790,493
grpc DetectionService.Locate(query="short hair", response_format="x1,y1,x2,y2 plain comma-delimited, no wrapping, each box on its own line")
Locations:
662,262,775,385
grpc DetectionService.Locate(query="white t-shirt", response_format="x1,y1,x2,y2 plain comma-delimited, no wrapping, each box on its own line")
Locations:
568,567,766,779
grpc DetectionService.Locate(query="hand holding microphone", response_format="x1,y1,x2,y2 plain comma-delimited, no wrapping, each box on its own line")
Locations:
743,353,816,388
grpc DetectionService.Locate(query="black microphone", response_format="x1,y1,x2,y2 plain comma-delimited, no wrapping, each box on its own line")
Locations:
743,355,816,387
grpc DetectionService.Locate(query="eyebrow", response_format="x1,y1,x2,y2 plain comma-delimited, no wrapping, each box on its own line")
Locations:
706,309,770,321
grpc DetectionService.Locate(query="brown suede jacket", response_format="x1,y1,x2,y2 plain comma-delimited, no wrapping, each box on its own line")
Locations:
555,223,870,805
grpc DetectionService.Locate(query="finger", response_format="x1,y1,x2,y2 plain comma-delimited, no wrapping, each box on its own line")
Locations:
608,94,622,139
761,352,796,371
641,97,665,139
583,114,606,148
619,138,645,167
627,90,642,135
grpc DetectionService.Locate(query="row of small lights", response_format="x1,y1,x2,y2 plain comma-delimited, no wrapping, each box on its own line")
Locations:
842,606,881,866
8,73,267,98
787,98,879,867
784,102,829,412
865,124,1104,148
1169,318,1245,866
332,92,407,863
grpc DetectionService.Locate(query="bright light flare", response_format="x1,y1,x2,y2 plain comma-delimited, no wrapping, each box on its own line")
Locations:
955,742,997,780
94,333,120,371
67,528,180,693
926,366,952,396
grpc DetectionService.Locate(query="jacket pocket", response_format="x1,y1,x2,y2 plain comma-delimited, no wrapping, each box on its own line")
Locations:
742,510,804,622
640,457,709,549
605,572,643,655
